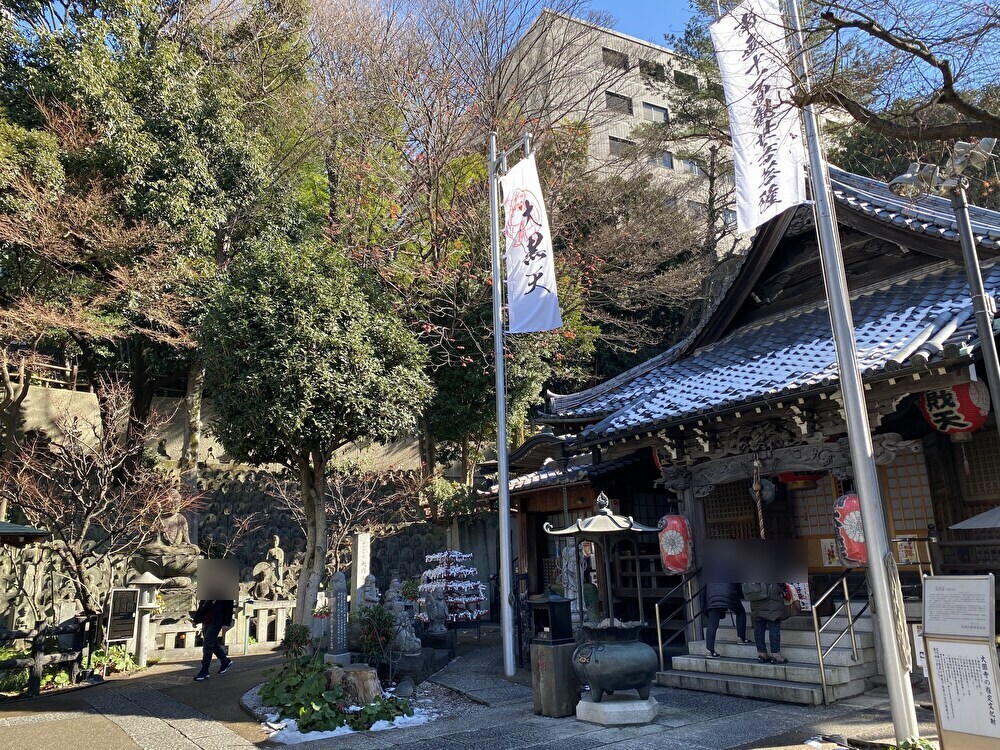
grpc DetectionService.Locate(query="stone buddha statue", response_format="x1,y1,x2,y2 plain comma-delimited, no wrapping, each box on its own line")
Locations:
137,489,200,587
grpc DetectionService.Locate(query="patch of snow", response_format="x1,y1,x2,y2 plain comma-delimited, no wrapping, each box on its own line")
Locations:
265,719,355,745
263,707,439,745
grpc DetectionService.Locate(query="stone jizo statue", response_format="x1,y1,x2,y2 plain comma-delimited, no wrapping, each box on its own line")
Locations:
425,587,448,634
361,574,380,606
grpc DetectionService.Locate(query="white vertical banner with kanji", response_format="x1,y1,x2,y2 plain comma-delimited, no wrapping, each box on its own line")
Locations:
710,0,807,232
499,154,562,333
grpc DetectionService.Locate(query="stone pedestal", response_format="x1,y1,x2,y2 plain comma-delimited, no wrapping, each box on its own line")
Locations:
530,641,579,718
575,695,660,726
419,629,456,657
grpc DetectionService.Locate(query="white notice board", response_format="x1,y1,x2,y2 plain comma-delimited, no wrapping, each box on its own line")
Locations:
923,575,995,638
925,637,1000,741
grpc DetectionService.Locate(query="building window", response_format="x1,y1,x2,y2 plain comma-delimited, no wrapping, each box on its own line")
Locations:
650,151,674,169
642,102,669,123
708,81,725,100
722,208,737,226
602,47,628,70
687,199,707,214
682,158,705,176
605,91,633,115
674,70,699,90
609,136,634,157
639,59,666,82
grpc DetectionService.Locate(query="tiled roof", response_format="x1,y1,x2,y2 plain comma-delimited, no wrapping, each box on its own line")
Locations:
573,261,995,444
547,167,1000,431
829,167,1000,251
485,451,645,496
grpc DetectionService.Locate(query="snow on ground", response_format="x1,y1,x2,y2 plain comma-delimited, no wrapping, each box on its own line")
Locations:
263,706,438,745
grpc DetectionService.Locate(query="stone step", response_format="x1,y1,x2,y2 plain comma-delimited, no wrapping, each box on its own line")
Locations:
712,624,875,649
671,653,878,686
780,610,875,633
688,640,877,667
655,669,869,705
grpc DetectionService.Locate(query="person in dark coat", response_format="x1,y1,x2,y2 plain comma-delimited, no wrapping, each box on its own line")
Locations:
703,583,751,658
191,599,235,681
745,583,788,663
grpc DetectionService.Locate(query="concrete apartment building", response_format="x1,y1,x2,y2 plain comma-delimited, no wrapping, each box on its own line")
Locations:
508,11,727,198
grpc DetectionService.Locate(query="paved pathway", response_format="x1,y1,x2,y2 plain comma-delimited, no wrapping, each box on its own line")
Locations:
0,632,939,750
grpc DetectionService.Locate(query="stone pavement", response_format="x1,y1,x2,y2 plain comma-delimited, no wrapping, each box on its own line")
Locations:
0,653,281,750
0,630,939,750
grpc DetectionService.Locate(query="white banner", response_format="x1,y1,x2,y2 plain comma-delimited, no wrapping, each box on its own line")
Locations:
710,0,807,233
499,154,562,333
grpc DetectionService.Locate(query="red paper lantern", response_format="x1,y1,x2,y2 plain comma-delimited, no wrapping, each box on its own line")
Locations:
658,515,693,574
919,381,991,435
778,471,826,491
833,493,867,566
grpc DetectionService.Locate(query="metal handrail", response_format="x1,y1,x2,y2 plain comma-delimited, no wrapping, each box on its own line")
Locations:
890,535,935,578
811,570,870,704
654,569,704,671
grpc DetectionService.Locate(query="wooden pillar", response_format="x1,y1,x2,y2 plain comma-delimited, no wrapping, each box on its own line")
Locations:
682,487,707,642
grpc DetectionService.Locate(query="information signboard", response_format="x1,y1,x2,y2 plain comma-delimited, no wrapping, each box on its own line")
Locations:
923,575,994,638
925,637,1000,742
106,588,140,643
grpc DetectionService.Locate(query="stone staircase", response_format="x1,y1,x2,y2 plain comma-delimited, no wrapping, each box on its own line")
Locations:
656,605,880,705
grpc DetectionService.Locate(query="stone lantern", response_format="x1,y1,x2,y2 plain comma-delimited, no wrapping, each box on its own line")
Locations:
130,571,164,668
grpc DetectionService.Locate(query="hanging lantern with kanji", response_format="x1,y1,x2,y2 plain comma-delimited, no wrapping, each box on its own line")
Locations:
919,381,991,438
833,493,867,566
657,515,694,574
777,471,826,491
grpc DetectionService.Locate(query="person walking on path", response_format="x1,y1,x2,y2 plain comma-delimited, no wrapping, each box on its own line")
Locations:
704,582,751,658
192,598,235,681
745,583,788,664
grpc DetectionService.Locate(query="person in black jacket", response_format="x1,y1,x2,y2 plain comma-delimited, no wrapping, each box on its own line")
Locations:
704,582,751,658
191,599,235,681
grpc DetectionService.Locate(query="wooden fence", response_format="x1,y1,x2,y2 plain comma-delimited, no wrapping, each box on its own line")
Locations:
0,617,95,696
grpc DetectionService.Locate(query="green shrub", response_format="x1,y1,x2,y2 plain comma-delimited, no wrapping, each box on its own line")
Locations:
401,579,420,602
355,604,397,670
260,650,414,734
280,624,313,657
90,645,140,674
345,696,413,730
261,652,346,732
41,669,70,689
0,647,29,693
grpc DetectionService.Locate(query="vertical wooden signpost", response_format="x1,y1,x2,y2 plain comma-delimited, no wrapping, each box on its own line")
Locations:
922,575,1000,749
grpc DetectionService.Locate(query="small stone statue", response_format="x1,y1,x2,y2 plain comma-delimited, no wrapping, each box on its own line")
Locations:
384,577,421,655
425,587,448,634
361,574,380,606
266,535,285,583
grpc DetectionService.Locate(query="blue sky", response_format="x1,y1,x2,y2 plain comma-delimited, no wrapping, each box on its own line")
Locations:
592,0,697,47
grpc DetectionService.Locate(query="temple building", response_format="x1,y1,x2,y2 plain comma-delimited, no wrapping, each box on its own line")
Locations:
494,166,1000,703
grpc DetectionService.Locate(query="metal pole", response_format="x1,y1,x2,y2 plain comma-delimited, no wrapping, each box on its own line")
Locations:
950,182,1000,408
489,131,516,678
783,0,919,741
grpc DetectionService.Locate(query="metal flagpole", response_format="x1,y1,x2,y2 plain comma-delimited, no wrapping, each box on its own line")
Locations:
781,0,919,741
489,131,516,677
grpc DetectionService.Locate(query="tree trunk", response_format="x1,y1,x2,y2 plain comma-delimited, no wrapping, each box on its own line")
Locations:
0,356,30,522
294,454,329,625
180,359,206,481
418,418,435,479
